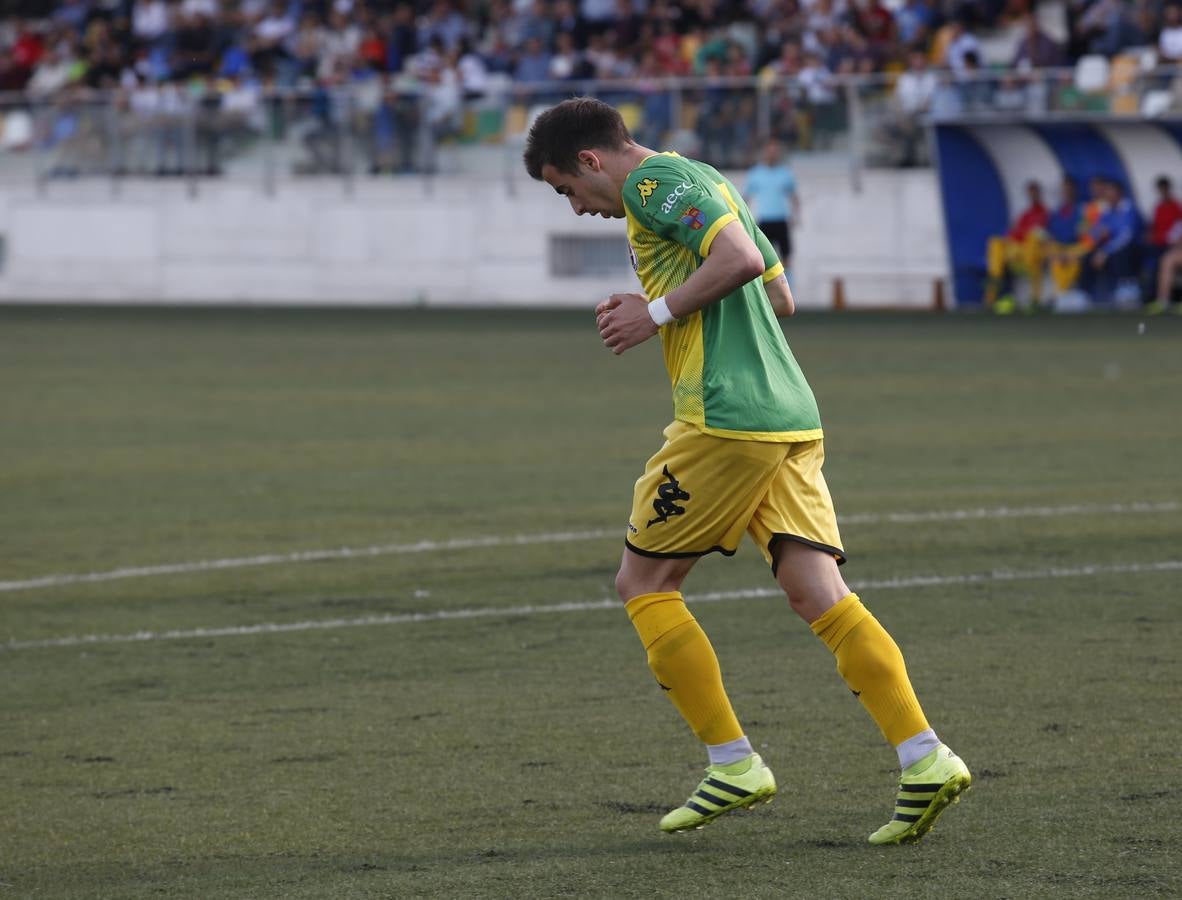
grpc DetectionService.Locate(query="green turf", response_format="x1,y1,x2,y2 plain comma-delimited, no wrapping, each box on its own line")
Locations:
1,308,1180,899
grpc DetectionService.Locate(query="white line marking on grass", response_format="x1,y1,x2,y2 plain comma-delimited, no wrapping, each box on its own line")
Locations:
836,500,1180,525
0,529,614,593
5,559,1181,652
1,501,1178,594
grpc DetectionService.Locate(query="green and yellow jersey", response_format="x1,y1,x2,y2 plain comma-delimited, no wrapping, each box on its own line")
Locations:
622,152,822,442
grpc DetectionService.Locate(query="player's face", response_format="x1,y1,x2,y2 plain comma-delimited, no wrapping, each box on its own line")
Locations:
541,162,625,219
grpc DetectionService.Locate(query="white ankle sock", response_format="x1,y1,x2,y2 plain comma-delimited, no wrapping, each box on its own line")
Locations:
896,728,941,770
707,735,753,766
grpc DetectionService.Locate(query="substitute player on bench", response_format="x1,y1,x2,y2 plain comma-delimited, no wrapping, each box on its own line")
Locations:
523,98,970,845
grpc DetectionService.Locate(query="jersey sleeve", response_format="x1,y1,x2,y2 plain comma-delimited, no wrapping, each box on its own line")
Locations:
622,159,739,258
753,226,784,283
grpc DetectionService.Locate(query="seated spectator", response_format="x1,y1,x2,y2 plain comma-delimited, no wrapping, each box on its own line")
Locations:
456,38,489,99
11,19,46,88
512,35,552,86
27,46,79,98
850,0,898,68
876,47,939,166
798,49,841,148
1143,175,1182,305
418,0,472,52
985,179,1049,312
1011,11,1064,70
696,57,737,165
358,26,387,72
803,0,840,37
632,51,673,147
386,4,420,74
249,3,293,80
296,65,347,175
317,10,360,82
512,0,554,49
827,23,876,75
287,14,325,81
1160,4,1182,64
894,0,938,49
934,17,982,77
1075,0,1136,58
132,0,171,48
551,0,590,52
956,50,993,113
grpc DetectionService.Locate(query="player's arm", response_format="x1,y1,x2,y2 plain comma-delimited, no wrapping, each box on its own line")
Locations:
597,220,764,355
764,272,795,317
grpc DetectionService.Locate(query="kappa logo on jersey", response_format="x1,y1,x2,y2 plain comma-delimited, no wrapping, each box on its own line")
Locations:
660,181,694,214
636,178,659,206
680,206,705,230
647,465,691,527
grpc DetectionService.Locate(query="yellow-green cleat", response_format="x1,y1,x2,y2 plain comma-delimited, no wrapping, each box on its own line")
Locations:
659,753,776,833
868,744,971,846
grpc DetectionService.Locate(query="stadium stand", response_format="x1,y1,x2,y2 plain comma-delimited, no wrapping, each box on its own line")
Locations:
2,1,1180,173
2,0,1181,308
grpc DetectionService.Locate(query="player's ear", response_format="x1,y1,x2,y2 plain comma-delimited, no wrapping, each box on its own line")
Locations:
577,150,602,172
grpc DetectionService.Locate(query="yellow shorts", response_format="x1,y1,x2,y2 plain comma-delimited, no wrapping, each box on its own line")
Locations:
625,421,845,567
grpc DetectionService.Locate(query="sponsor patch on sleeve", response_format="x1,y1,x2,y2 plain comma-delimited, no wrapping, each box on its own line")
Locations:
679,206,706,230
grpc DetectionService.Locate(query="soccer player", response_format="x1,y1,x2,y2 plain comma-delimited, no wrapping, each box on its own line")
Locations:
1143,175,1182,313
984,180,1049,313
523,98,970,845
1048,175,1108,299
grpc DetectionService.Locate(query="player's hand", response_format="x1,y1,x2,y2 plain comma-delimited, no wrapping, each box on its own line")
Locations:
596,292,659,355
1092,251,1106,269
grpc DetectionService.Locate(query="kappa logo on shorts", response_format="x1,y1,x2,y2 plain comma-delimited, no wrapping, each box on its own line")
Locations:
647,465,691,527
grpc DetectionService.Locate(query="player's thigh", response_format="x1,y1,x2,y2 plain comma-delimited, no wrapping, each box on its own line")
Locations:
747,439,845,571
626,421,784,561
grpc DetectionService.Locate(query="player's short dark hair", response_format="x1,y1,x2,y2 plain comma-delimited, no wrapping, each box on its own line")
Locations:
523,97,633,180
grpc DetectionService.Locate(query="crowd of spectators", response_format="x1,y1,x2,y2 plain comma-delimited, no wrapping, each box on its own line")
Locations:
1,0,1181,173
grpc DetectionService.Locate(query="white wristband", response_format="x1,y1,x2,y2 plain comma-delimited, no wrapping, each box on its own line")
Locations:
648,295,675,327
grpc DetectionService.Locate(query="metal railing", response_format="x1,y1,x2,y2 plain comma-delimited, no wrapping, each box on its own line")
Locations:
2,65,1180,195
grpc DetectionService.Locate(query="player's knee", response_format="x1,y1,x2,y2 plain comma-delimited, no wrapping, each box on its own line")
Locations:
782,586,810,616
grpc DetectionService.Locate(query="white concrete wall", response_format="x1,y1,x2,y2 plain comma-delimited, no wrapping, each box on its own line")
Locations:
0,163,949,308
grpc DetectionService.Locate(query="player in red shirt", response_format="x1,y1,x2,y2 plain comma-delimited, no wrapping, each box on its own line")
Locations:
1147,176,1182,313
985,180,1049,312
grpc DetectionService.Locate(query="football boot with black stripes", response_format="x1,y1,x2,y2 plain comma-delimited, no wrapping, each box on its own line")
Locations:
659,753,776,833
868,744,971,845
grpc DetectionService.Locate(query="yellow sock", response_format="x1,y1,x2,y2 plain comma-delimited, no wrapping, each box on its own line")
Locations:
625,592,744,746
810,593,930,746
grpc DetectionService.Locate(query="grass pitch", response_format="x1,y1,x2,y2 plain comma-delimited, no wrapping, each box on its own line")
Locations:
1,307,1180,899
